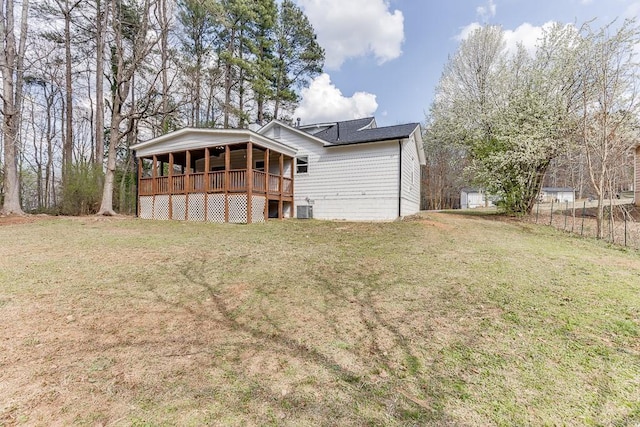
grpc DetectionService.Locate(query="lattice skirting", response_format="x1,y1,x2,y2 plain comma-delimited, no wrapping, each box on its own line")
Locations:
227,194,247,223
188,193,206,221
153,195,170,220
251,195,266,223
207,194,226,223
139,196,153,219
171,195,187,221
139,193,267,223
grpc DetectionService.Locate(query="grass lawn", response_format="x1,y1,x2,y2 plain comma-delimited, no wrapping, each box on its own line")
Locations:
0,214,639,426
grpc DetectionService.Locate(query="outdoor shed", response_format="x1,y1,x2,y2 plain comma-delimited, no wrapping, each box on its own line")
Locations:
460,188,494,209
540,187,575,204
130,128,297,223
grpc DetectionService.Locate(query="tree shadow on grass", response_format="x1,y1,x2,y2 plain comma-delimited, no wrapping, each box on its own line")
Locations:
141,252,461,425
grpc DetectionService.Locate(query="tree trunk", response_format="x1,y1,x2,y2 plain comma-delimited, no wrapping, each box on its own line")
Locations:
62,0,74,177
0,0,29,215
95,0,106,166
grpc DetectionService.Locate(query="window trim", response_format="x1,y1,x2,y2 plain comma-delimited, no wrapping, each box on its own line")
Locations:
296,156,309,174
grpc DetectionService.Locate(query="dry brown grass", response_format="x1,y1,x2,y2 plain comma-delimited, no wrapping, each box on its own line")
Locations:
1,214,639,426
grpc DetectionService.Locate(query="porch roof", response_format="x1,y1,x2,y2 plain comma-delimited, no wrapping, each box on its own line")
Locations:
130,128,298,158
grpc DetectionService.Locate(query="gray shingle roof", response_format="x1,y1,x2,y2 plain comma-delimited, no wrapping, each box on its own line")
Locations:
307,118,420,145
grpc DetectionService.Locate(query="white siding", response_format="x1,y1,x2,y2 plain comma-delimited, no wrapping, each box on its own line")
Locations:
400,135,421,216
263,126,399,220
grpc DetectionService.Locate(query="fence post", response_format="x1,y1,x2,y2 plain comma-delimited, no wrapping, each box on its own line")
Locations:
564,201,568,231
624,211,628,247
581,201,586,236
550,198,554,227
607,205,612,243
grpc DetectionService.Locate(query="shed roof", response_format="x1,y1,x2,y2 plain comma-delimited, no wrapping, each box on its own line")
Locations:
541,187,575,192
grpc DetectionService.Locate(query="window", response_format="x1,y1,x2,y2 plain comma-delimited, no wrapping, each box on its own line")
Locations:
296,156,309,174
255,160,265,171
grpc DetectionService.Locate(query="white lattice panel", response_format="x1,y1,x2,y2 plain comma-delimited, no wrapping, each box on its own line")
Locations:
153,195,170,220
139,196,153,219
252,196,266,223
207,194,226,223
188,193,206,222
171,195,186,221
228,195,248,223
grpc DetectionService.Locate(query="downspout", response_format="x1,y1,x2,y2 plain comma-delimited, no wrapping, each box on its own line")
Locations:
398,140,402,218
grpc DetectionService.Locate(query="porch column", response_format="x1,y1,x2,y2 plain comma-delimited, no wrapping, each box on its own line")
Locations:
152,155,158,195
279,153,284,219
168,153,174,219
264,148,270,221
137,157,143,217
185,150,191,192
246,141,253,224
185,150,191,219
224,145,230,222
290,156,295,218
204,147,210,191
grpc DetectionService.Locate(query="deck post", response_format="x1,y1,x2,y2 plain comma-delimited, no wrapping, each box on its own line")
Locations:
204,147,210,220
137,157,143,217
185,150,191,219
225,145,230,222
152,155,157,195
264,148,270,221
204,147,210,191
290,156,294,219
168,153,174,219
279,153,284,219
247,141,253,224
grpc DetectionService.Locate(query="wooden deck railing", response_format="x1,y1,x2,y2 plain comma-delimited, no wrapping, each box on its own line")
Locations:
139,169,292,197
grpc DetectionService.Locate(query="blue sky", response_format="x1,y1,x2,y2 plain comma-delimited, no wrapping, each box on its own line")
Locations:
292,0,640,126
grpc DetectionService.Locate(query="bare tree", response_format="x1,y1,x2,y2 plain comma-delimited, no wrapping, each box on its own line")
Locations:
97,0,161,215
577,20,640,238
0,0,29,215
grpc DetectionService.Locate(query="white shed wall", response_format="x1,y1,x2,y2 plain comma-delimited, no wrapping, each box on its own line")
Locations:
262,126,400,220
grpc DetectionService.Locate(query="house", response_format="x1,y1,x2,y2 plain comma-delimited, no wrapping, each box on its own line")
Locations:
460,188,495,209
540,187,575,204
130,117,425,222
259,118,425,221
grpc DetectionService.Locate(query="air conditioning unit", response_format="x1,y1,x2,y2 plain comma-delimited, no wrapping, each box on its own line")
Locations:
297,205,313,219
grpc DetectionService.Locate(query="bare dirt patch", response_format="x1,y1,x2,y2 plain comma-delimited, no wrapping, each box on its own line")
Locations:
0,215,43,226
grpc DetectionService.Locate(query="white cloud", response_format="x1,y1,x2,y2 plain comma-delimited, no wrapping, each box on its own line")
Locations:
294,73,378,124
477,0,497,21
503,22,556,54
456,22,482,41
296,0,405,69
456,21,556,55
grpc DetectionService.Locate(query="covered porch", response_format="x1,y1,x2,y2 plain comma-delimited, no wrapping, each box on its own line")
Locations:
132,129,296,223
